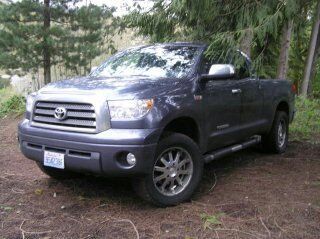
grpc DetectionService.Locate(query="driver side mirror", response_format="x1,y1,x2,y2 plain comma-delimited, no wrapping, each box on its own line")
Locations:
201,64,235,81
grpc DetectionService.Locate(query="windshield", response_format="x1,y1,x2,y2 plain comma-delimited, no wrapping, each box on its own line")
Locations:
91,45,201,79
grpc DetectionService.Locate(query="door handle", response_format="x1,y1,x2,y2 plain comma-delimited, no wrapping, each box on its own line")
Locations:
232,89,242,94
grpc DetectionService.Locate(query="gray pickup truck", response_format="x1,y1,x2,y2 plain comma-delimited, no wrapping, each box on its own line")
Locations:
18,42,295,206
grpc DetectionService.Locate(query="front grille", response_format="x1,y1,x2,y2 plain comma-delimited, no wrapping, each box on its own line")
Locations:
32,101,96,131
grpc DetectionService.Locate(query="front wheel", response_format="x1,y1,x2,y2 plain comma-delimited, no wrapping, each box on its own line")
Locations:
262,111,289,153
133,133,203,206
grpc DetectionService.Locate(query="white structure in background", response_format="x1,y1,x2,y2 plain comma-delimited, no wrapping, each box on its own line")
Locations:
1,74,10,80
10,75,33,96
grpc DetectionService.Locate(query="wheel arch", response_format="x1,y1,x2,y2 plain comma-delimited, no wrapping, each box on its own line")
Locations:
276,100,289,116
159,116,203,149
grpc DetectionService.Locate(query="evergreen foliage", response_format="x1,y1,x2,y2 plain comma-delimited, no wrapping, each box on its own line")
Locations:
125,0,316,82
0,0,119,82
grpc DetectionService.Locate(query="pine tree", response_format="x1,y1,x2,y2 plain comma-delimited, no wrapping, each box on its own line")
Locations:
43,0,51,84
277,20,293,80
0,0,118,85
301,0,320,96
65,4,118,76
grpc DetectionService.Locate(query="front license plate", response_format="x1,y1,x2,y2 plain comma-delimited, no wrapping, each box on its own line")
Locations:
44,151,65,169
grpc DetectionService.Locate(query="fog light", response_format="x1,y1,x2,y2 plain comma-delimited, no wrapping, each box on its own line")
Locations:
126,153,136,166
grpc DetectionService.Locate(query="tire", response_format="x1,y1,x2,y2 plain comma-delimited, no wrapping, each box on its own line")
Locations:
133,133,203,207
262,111,289,153
36,162,79,180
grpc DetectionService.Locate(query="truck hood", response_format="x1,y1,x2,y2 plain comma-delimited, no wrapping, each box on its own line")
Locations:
38,76,187,100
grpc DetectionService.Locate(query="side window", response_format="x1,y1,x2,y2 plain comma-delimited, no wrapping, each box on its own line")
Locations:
200,56,227,75
200,57,213,75
200,52,252,79
231,52,251,79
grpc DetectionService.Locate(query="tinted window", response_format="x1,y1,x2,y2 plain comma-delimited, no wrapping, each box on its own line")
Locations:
200,57,213,75
91,45,201,79
231,52,251,79
200,51,251,79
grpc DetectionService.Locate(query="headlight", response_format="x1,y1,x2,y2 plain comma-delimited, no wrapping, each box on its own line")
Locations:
108,99,154,120
26,92,37,112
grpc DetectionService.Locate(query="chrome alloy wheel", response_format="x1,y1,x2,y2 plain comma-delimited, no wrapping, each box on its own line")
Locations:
278,119,287,148
153,147,193,196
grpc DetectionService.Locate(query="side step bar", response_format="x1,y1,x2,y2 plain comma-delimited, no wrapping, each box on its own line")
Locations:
203,135,261,164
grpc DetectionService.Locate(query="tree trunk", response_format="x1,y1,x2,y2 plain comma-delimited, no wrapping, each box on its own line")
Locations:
43,0,51,85
308,31,320,95
277,20,293,80
240,28,253,57
301,0,320,97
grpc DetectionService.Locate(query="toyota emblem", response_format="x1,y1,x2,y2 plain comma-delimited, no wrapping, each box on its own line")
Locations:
54,107,67,120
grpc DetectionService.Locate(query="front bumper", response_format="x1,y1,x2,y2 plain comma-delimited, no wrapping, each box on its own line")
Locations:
18,119,162,176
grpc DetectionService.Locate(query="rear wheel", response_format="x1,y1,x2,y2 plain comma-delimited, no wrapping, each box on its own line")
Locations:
133,133,203,206
262,111,289,153
36,162,79,180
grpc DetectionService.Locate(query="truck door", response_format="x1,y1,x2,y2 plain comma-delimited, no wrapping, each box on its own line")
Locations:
199,57,243,151
234,53,265,137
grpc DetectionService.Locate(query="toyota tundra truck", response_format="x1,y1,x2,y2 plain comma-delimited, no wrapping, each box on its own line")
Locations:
18,42,295,206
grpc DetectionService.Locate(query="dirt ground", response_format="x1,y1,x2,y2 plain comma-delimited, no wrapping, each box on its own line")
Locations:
0,117,320,239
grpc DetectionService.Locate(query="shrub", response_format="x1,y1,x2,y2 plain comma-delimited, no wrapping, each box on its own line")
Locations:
0,94,25,118
0,87,14,105
0,78,10,89
290,97,320,143
312,73,320,98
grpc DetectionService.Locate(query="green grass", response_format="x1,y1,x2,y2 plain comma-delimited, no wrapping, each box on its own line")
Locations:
0,205,13,212
200,212,225,229
0,87,15,104
0,87,25,118
290,97,320,143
